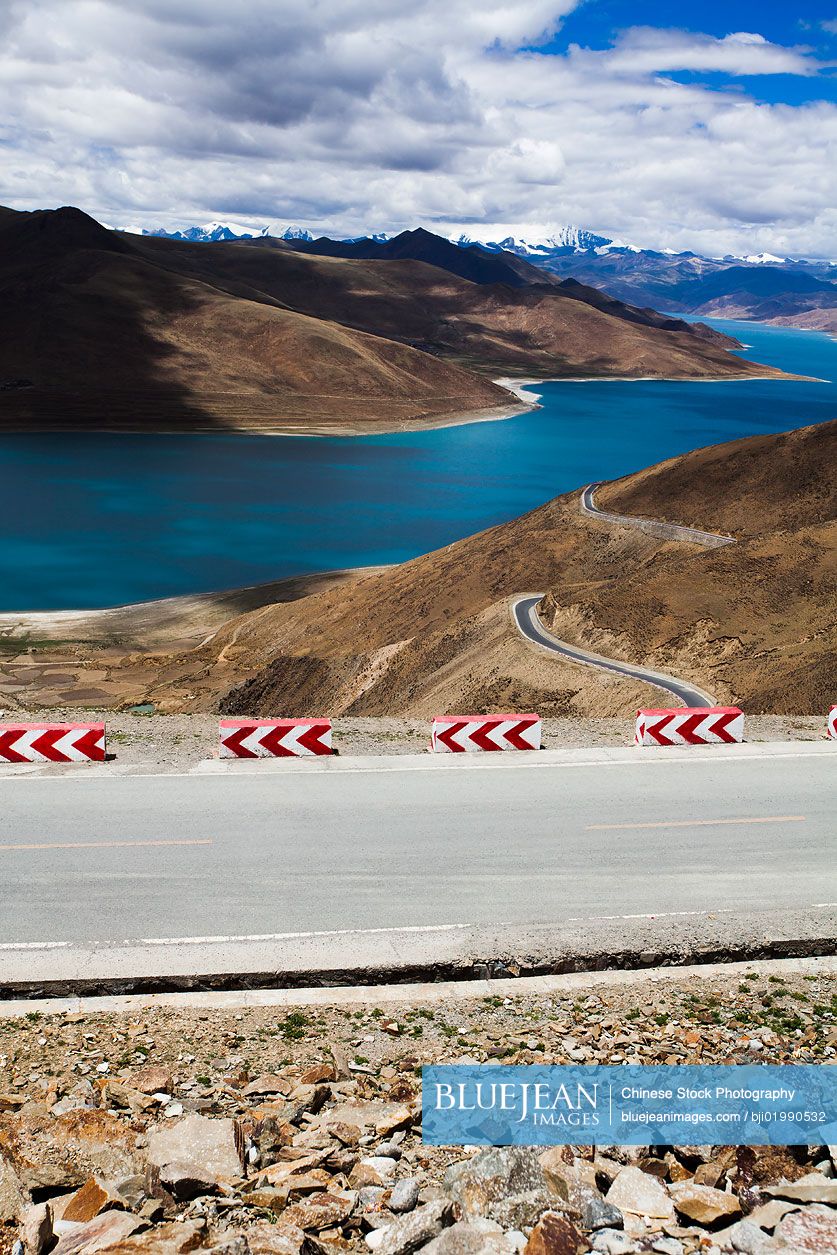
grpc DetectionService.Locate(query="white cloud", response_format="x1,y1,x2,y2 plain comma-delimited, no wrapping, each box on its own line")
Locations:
0,1,835,256
581,28,823,77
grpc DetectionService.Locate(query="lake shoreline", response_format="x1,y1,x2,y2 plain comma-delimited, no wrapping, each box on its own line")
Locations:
0,566,386,645
0,369,815,442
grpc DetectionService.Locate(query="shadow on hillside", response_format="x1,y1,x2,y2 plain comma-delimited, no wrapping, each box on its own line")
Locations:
0,206,230,432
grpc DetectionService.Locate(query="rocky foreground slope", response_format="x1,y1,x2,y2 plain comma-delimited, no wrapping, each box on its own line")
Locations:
0,964,834,1255
0,207,787,435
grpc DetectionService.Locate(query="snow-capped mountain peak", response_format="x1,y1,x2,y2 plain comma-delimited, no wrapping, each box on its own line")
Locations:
132,221,316,243
455,225,634,258
741,251,787,265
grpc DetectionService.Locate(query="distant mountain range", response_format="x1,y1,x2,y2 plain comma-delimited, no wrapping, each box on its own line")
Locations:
132,219,837,331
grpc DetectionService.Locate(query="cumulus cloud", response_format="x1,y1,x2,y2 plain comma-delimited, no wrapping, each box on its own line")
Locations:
0,0,835,256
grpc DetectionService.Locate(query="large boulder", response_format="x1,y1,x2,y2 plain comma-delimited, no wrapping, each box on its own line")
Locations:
605,1167,674,1222
669,1180,741,1224
445,1147,557,1223
0,1110,143,1192
0,1154,28,1221
51,1210,143,1255
146,1114,242,1191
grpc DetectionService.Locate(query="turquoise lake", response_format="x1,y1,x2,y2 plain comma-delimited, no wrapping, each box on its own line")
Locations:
1,318,834,611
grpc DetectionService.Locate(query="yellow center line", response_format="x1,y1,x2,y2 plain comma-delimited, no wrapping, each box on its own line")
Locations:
586,816,805,831
0,839,214,851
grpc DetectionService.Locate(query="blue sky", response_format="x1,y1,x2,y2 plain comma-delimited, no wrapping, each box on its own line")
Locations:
0,0,835,256
547,0,837,104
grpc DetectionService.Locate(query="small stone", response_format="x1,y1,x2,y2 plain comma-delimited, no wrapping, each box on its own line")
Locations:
62,1177,126,1223
51,1210,142,1255
328,1121,361,1146
358,1186,387,1211
157,1161,224,1202
243,1074,290,1098
765,1172,837,1204
669,1181,741,1225
422,1218,519,1253
246,1187,287,1216
581,1197,624,1231
299,1063,335,1085
606,1167,675,1222
769,1203,837,1251
362,1156,398,1179
374,1200,455,1254
21,1202,53,1255
280,1190,355,1231
524,1211,586,1254
651,1240,683,1255
131,1066,173,1095
389,1178,419,1213
712,1219,770,1254
351,1163,385,1189
744,1200,794,1230
138,1200,165,1222
590,1231,636,1255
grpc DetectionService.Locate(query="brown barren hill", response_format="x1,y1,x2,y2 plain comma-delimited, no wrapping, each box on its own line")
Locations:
0,207,508,433
130,419,834,718
0,205,789,433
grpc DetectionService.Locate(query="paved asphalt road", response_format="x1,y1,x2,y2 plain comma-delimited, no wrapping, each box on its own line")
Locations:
0,747,832,984
513,595,716,707
580,482,735,548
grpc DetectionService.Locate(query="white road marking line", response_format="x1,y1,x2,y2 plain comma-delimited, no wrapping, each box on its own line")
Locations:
563,909,738,922
138,923,475,946
586,816,806,831
1,905,833,951
0,839,213,851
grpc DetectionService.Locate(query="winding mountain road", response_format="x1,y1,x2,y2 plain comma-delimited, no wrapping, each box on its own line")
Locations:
580,482,736,548
512,483,733,707
513,596,716,707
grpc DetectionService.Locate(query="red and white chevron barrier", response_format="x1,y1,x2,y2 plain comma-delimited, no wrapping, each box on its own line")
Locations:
635,707,744,747
219,718,333,758
0,722,106,763
431,714,541,753
828,706,836,740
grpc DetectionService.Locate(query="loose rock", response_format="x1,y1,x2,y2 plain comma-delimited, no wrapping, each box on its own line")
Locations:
605,1167,675,1221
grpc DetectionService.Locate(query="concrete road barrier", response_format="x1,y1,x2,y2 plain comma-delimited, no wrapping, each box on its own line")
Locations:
828,707,836,740
431,714,541,753
0,722,106,763
635,707,744,747
219,718,333,758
